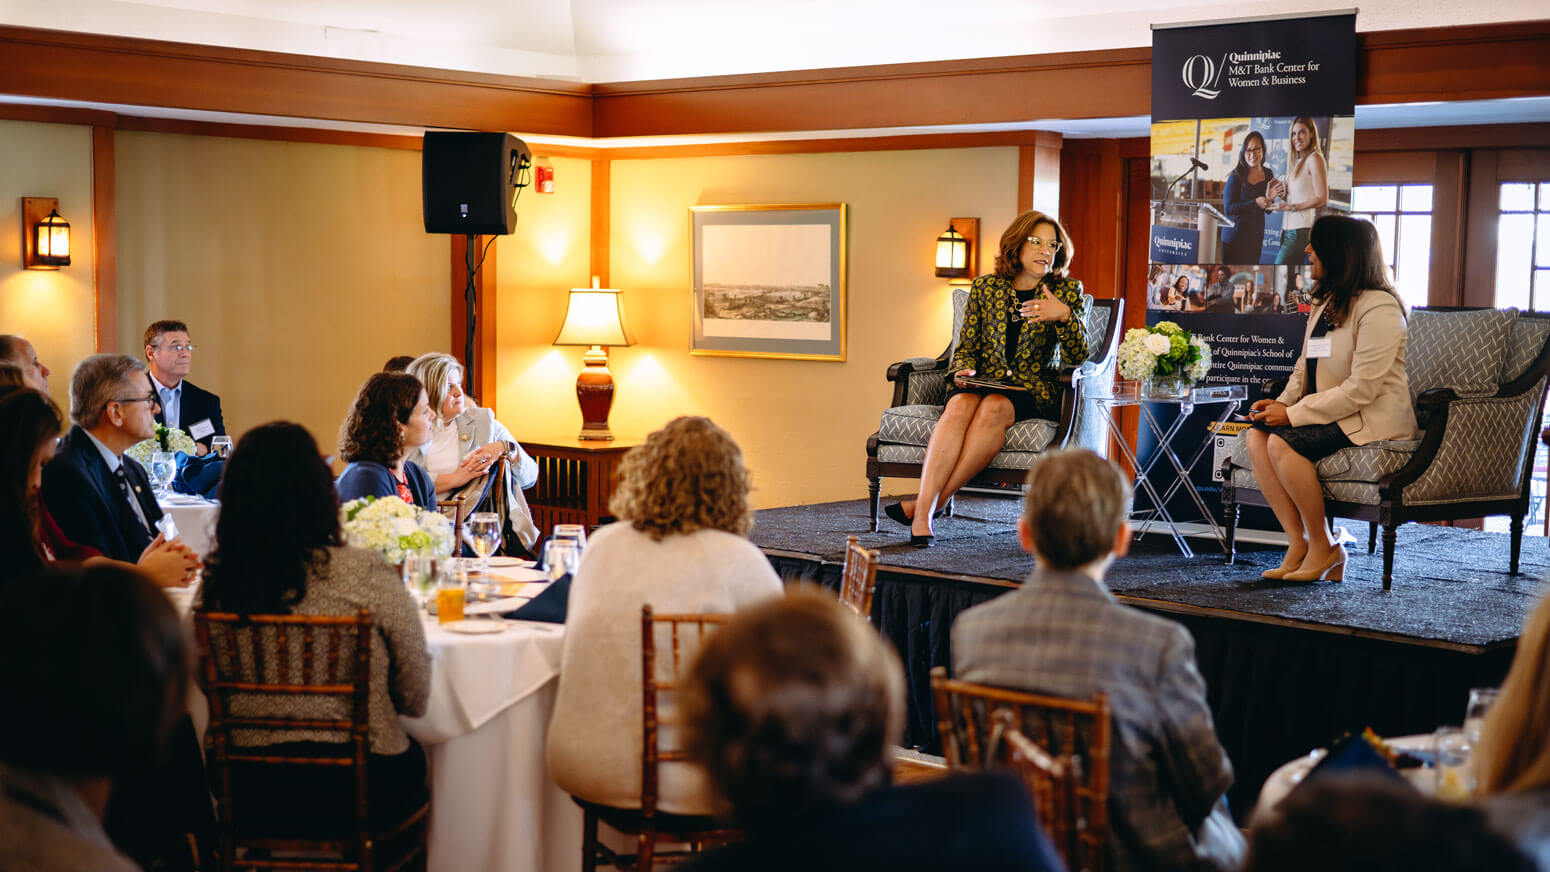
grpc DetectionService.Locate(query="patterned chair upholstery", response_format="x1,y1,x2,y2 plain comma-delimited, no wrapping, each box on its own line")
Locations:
1220,307,1550,590
864,289,1123,531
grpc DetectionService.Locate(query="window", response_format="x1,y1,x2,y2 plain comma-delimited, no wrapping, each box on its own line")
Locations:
1495,182,1550,311
1352,184,1433,311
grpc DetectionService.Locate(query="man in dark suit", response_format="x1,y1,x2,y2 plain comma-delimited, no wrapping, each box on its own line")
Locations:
42,354,180,564
953,448,1245,872
144,319,225,454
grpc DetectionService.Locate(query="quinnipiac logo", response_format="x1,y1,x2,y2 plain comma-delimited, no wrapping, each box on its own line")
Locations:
1181,53,1227,99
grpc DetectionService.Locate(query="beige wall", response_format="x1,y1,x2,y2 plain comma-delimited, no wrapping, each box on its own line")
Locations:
115,132,449,455
580,148,1021,509
0,120,97,412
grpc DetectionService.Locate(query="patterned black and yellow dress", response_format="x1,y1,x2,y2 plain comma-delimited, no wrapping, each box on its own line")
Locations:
946,273,1089,422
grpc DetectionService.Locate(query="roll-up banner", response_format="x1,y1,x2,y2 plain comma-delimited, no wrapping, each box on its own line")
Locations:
1143,11,1355,537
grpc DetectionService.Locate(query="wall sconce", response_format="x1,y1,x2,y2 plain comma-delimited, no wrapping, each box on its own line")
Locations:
554,277,635,441
22,198,71,269
934,217,977,283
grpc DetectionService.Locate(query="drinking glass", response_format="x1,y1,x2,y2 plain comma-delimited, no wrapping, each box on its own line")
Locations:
149,451,177,498
1433,726,1473,801
1464,687,1499,744
210,435,234,459
463,512,503,583
542,539,581,582
401,555,440,609
552,523,588,552
436,570,466,625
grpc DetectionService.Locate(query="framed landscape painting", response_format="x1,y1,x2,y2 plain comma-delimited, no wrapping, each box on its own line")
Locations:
689,203,847,360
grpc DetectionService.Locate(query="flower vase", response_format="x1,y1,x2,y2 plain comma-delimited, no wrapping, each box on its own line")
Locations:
1144,373,1193,400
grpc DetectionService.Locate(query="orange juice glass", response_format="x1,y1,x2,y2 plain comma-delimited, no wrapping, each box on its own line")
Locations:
437,586,466,624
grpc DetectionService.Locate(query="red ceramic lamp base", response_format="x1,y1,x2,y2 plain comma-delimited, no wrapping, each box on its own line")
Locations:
576,346,615,441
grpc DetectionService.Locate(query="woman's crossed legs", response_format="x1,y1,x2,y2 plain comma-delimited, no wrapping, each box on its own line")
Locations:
904,392,1016,538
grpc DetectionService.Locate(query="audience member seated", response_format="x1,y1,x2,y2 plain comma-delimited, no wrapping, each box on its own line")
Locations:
1244,772,1534,872
404,352,539,551
952,448,1245,871
336,371,436,509
198,422,431,824
1473,591,1550,869
40,354,202,574
546,416,783,814
0,362,26,387
680,586,1065,872
0,386,196,587
0,332,53,392
144,320,225,455
0,564,192,872
382,354,415,372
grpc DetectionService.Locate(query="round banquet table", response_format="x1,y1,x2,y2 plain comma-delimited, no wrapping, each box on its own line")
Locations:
1252,733,1434,823
158,494,219,558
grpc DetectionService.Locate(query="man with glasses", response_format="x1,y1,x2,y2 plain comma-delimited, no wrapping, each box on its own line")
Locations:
42,354,178,562
144,320,225,455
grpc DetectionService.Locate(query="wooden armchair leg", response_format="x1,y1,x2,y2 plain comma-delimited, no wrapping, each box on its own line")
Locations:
1368,522,1377,554
1382,526,1398,592
1511,514,1524,575
868,477,882,533
635,832,656,872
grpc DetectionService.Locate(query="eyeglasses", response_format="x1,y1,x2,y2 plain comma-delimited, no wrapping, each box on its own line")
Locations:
114,393,159,406
1024,237,1064,252
156,343,197,353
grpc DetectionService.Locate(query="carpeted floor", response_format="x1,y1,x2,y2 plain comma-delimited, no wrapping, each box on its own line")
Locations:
751,495,1547,648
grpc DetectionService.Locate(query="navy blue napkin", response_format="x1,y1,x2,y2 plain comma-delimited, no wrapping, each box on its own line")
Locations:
173,452,224,499
1293,732,1411,799
502,573,571,624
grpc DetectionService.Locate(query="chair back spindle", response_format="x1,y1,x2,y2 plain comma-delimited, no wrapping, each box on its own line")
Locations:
839,536,880,621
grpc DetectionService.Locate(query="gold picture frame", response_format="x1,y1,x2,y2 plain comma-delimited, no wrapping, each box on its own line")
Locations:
689,203,847,361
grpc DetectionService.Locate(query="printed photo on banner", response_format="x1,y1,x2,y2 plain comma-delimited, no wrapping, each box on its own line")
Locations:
1149,115,1353,266
1147,263,1281,314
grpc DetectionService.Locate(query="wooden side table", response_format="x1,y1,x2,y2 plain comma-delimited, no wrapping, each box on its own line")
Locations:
519,436,639,541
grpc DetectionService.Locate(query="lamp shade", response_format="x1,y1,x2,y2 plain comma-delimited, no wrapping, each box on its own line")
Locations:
36,209,70,264
554,279,634,347
935,225,967,272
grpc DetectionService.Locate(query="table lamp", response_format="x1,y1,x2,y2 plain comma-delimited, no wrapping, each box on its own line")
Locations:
554,277,634,440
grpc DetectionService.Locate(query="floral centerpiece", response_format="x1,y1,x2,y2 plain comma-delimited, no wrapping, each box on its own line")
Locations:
125,423,199,466
1118,321,1212,398
340,495,455,565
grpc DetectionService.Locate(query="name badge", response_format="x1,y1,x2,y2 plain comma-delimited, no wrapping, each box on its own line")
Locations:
1306,337,1333,359
189,418,216,440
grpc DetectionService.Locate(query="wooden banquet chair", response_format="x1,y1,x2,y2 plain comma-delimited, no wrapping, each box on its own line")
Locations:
865,291,1123,531
194,609,429,872
1221,307,1550,590
573,606,740,871
839,535,880,622
931,667,1110,872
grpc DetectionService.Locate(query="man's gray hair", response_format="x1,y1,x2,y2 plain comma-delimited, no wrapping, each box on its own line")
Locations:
71,354,147,428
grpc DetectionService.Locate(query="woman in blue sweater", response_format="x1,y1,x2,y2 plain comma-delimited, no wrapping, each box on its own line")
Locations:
336,372,436,508
1220,131,1275,264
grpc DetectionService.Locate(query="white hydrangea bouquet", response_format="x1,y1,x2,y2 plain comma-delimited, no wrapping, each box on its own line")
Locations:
1118,321,1212,385
340,495,455,565
126,423,199,465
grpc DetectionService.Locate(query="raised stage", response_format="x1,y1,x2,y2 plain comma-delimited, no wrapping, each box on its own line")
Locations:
750,495,1545,817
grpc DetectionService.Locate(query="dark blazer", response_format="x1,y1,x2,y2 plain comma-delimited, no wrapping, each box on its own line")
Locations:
41,425,162,562
682,772,1063,872
154,378,225,448
336,460,436,510
1221,169,1272,263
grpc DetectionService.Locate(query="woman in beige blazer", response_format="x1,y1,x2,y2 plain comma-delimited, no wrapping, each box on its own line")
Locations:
1245,216,1417,582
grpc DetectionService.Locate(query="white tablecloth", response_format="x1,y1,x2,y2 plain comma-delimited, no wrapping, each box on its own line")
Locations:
401,609,583,872
1253,733,1432,822
159,495,219,558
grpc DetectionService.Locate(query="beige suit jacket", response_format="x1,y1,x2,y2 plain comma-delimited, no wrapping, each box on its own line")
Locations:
1277,288,1418,444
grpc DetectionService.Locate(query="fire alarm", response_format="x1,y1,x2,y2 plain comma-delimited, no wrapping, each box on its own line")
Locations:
535,165,555,194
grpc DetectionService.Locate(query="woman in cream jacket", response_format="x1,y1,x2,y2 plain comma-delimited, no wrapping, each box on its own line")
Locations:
1245,216,1417,582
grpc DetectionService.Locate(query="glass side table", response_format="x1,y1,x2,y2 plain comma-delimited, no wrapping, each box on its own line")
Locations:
1075,372,1247,557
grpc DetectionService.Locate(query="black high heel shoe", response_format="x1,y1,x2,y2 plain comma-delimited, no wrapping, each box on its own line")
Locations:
908,533,934,548
885,502,948,528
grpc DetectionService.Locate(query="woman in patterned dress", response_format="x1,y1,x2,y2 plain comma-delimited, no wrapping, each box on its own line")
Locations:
887,210,1089,547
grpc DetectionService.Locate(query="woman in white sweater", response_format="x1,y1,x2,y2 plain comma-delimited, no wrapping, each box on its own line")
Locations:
546,416,782,815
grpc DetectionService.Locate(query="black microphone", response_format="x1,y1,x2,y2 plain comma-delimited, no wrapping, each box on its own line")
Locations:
1190,158,1209,171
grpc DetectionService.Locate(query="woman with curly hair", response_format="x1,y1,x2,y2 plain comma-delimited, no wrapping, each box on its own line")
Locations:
336,371,436,508
546,416,782,815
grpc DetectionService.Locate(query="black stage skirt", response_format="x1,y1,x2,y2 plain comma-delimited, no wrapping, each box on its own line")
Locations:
944,385,1050,423
1251,420,1353,462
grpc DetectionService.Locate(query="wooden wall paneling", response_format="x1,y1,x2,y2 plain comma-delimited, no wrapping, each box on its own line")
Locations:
1058,140,1125,302
1018,132,1064,215
590,158,610,285
1356,124,1550,153
1358,23,1550,106
1497,149,1550,181
1351,151,1436,184
1429,151,1469,307
451,234,500,410
1462,150,1501,309
91,126,116,352
0,25,592,136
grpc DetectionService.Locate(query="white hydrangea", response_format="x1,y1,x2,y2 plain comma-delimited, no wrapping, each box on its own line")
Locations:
125,425,200,466
340,495,455,565
1117,325,1213,383
1187,336,1213,381
1143,333,1172,355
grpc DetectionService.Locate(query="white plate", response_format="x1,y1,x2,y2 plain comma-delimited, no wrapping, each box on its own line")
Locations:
486,556,533,568
443,620,507,635
486,567,550,583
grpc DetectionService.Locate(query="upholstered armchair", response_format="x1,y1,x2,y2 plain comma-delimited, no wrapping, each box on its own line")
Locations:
864,288,1122,531
1221,307,1550,591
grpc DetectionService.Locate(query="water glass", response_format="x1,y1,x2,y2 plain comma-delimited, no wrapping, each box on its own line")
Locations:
463,512,503,581
210,435,234,459
542,539,582,581
1463,687,1499,744
401,555,440,608
149,451,177,497
1433,726,1473,801
552,523,588,552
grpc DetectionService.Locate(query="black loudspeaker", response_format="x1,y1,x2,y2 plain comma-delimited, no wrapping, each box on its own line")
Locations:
422,132,531,235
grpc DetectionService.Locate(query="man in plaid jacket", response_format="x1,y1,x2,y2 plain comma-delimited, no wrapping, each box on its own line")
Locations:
953,448,1245,872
